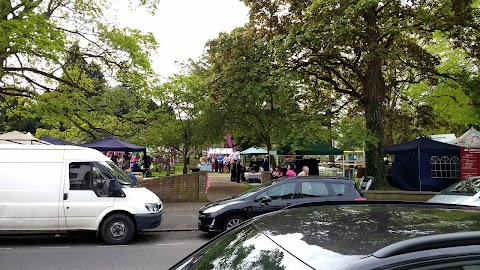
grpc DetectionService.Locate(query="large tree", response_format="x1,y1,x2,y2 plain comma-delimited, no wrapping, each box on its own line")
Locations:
148,73,217,174
0,0,159,98
205,27,302,157
242,0,480,186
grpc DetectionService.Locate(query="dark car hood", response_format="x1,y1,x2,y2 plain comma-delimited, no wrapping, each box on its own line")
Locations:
199,196,246,212
252,204,480,269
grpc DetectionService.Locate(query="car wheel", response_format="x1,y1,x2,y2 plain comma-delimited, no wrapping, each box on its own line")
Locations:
223,215,245,231
101,214,135,245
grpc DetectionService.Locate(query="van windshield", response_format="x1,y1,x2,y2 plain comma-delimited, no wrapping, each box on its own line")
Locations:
102,161,137,186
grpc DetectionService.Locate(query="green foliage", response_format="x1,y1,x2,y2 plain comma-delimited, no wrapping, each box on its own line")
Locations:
334,115,366,151
0,0,159,98
205,26,305,151
148,72,216,174
242,0,480,187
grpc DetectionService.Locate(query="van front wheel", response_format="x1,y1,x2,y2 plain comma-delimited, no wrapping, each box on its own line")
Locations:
101,214,135,245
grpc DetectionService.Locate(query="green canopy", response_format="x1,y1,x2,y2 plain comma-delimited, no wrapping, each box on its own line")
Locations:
279,142,344,155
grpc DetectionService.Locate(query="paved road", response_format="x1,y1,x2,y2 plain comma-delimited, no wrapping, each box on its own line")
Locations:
0,231,212,270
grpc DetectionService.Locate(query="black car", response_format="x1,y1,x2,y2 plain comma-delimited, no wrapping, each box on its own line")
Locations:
198,176,364,233
174,202,480,270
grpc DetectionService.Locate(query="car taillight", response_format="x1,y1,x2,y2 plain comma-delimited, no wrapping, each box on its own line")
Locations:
355,197,367,201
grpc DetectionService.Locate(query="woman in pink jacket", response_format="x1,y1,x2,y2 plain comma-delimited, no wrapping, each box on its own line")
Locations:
286,164,296,177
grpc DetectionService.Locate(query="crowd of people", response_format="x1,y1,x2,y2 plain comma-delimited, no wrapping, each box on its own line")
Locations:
271,165,309,179
208,153,311,182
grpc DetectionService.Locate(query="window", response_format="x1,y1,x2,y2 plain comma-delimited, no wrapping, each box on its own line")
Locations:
69,162,110,196
256,183,295,201
69,162,92,190
430,155,460,179
331,183,347,196
300,182,329,198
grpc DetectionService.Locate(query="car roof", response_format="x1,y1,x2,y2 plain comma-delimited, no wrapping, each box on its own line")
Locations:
249,202,480,269
276,175,356,183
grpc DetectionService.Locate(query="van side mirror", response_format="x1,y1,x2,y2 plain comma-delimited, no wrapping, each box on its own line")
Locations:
109,179,125,197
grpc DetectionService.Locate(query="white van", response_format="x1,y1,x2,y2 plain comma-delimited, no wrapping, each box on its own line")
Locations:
0,144,163,244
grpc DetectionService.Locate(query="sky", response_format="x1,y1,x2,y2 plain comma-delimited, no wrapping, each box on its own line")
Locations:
117,0,250,79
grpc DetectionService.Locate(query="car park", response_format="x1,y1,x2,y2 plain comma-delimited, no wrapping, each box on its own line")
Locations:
427,176,480,206
173,202,480,270
198,176,364,233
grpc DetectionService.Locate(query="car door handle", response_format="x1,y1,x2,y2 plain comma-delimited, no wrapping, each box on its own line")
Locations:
286,203,292,206
63,193,68,200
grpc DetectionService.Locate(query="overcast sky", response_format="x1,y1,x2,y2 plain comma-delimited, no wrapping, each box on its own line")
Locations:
117,0,250,79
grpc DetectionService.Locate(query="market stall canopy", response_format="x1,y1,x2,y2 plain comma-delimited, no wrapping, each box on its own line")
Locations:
293,142,343,155
0,131,50,145
207,148,234,155
384,137,460,192
430,134,456,143
449,127,480,148
239,147,277,155
279,143,343,156
39,135,76,145
80,137,145,152
385,137,460,154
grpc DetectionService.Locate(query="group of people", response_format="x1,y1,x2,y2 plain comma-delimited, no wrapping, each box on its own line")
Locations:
229,159,244,183
110,153,146,174
271,165,310,179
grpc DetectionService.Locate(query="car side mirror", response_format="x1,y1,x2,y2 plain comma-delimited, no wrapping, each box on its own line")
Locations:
261,196,272,205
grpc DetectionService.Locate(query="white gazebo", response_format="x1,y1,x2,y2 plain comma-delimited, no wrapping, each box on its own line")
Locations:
0,131,50,145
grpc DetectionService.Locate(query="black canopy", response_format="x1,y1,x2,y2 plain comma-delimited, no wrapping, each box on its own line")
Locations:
80,137,145,152
385,137,460,154
279,142,343,155
384,137,460,191
39,135,76,145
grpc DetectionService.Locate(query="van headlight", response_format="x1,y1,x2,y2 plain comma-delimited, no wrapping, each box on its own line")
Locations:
145,203,160,212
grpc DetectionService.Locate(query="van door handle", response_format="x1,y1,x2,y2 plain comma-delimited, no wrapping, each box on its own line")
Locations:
63,193,68,200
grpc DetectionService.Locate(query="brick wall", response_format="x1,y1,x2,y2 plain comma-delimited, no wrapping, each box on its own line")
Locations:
139,172,208,202
364,190,437,201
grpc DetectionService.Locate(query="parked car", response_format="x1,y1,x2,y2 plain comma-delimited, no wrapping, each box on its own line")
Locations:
173,202,480,270
198,176,365,233
427,176,480,206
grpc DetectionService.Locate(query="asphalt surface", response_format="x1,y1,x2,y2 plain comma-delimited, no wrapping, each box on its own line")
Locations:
153,172,247,232
0,231,211,270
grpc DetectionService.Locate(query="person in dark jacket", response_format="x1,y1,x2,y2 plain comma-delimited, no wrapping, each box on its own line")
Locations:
230,160,237,182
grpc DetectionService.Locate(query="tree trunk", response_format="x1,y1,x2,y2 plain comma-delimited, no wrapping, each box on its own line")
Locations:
363,57,387,188
183,151,189,174
265,135,275,170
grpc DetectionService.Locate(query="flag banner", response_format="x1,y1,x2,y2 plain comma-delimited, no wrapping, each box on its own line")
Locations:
225,133,233,148
206,176,211,194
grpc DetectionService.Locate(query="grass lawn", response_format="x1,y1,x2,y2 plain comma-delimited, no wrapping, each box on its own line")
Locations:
150,164,185,177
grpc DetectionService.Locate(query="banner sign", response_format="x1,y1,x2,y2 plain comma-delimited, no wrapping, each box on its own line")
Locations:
460,148,480,179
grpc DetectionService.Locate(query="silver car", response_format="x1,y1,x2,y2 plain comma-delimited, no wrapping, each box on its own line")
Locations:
427,176,480,206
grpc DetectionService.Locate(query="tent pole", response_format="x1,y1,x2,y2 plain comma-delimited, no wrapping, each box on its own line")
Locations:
418,146,421,191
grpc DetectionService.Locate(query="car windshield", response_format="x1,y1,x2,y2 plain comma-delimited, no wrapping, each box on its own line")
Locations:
440,178,480,196
232,181,278,199
101,161,138,186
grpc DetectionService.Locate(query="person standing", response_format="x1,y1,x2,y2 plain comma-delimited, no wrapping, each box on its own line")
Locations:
235,159,243,183
286,164,296,177
218,155,224,173
297,166,309,176
121,154,131,171
272,166,283,179
262,157,270,172
214,156,218,173
230,160,237,182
